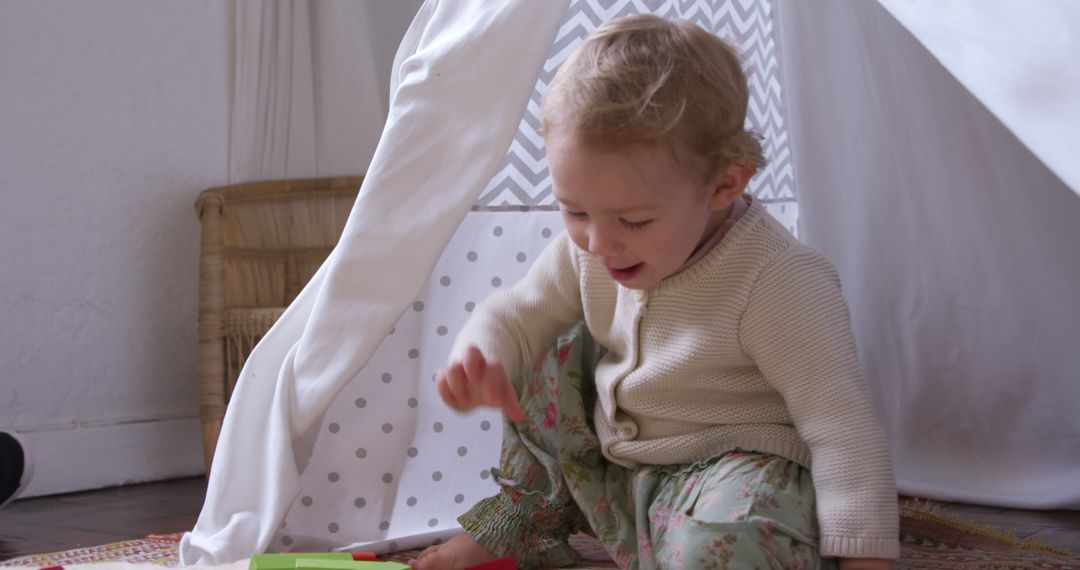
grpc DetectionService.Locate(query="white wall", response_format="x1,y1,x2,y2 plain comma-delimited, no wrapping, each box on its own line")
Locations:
0,0,421,498
0,0,231,496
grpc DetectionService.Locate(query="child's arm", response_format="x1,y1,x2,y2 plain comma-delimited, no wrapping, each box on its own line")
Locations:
438,232,584,414
740,247,900,561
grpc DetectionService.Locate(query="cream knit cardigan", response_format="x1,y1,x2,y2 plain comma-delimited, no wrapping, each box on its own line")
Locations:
453,199,900,559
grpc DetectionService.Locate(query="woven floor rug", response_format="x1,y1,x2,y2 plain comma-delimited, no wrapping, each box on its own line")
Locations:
3,504,1078,569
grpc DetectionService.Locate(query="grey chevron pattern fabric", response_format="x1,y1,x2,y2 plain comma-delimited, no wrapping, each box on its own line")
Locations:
473,0,798,235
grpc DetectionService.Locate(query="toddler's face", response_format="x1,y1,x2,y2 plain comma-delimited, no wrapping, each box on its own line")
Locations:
547,134,731,290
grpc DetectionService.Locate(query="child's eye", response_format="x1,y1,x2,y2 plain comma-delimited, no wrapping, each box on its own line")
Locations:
565,210,588,219
619,218,652,230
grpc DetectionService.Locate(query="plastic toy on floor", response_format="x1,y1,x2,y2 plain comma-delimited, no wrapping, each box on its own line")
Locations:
249,552,407,570
248,551,515,570
293,558,408,570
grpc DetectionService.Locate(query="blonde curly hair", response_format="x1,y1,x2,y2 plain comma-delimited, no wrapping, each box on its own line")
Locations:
542,15,766,181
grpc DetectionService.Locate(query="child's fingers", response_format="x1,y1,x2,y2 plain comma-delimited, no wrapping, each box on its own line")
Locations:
461,346,486,385
462,346,497,406
444,364,475,411
502,392,526,423
446,348,524,420
435,371,462,410
485,359,525,422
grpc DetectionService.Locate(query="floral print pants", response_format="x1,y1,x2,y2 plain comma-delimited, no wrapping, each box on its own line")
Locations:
459,324,837,569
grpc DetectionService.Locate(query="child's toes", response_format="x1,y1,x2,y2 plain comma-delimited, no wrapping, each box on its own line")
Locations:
410,544,440,567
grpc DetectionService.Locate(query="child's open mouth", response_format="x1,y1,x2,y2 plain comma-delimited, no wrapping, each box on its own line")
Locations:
607,262,643,282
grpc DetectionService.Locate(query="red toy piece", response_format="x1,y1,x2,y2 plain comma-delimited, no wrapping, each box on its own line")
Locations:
463,557,516,570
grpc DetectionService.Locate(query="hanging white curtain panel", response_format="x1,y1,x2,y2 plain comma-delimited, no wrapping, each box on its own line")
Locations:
777,0,1080,509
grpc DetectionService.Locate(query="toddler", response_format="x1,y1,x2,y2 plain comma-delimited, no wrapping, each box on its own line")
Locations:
413,14,898,570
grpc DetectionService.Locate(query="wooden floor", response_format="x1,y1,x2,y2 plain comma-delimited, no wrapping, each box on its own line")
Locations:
0,477,205,561
0,477,1078,561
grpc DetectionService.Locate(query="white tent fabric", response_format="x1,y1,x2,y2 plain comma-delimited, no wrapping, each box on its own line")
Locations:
180,0,570,563
875,0,1080,198
777,0,1080,509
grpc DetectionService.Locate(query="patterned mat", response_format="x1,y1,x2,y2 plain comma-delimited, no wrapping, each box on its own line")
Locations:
896,504,1080,569
3,506,1078,569
1,533,183,568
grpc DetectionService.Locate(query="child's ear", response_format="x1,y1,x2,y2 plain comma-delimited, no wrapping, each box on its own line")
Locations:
708,159,756,211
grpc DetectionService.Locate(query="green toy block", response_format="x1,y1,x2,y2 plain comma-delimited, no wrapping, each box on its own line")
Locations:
294,559,409,570
250,553,354,570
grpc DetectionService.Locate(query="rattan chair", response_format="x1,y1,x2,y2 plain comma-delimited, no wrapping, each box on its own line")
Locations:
195,176,362,473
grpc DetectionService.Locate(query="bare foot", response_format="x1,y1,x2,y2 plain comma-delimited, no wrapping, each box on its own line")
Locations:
409,533,500,570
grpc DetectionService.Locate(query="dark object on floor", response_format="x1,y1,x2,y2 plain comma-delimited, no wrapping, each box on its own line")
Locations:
0,431,31,509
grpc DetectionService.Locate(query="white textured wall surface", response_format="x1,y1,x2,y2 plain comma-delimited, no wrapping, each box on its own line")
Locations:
0,0,231,495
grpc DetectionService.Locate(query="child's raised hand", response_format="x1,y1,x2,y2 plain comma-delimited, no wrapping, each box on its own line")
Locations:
435,346,526,422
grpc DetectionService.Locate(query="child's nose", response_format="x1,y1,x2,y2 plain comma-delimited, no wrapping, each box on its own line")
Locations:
587,226,621,256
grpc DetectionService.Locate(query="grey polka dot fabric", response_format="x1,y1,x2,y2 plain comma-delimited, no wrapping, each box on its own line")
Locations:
276,212,550,552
